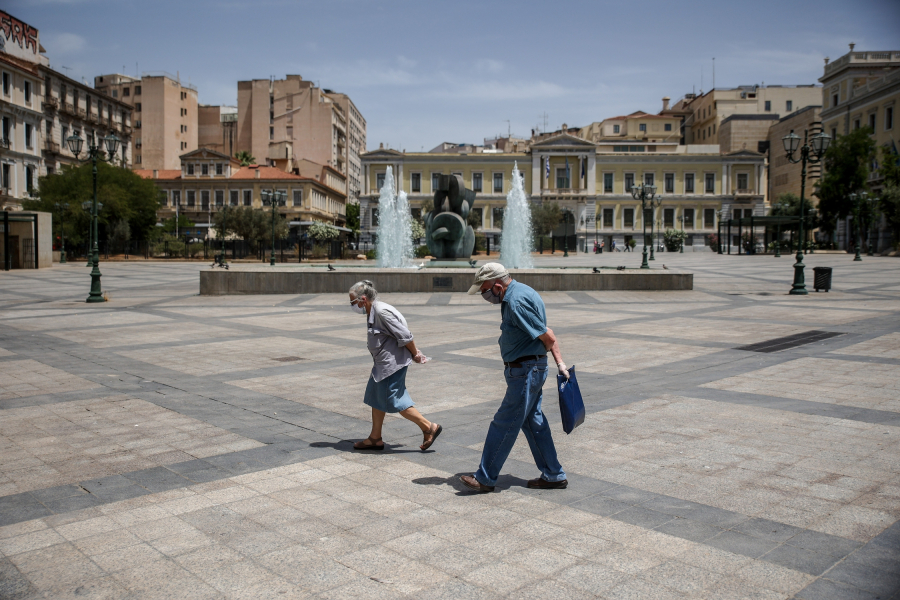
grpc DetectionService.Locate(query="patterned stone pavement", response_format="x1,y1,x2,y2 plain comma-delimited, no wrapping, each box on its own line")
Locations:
0,253,898,599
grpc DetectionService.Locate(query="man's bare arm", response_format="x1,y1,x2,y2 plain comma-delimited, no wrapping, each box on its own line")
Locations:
538,328,568,378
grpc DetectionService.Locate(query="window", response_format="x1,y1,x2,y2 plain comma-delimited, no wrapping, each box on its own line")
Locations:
215,190,224,206
431,173,441,192
664,173,674,193
135,103,141,112
603,208,614,228
24,81,31,103
1,116,9,144
869,113,876,130
411,173,421,192
172,191,181,207
376,172,385,190
243,190,252,206
492,207,504,229
603,173,613,193
737,173,749,190
705,173,715,193
293,190,302,206
704,208,716,229
286,126,293,139
623,208,634,228
493,172,503,193
201,191,210,209
216,163,223,175
230,190,239,206
664,123,672,131
639,124,647,132
2,72,9,96
25,123,33,148
135,155,142,164
112,89,117,98
733,208,742,220
25,165,34,192
123,88,130,97
187,191,196,207
887,106,894,130
833,94,839,107
187,164,195,175
831,128,837,140
644,173,654,187
664,208,674,228
556,168,569,189
786,100,793,112
46,120,52,134
613,124,620,133
624,173,634,193
854,119,861,130
61,125,68,147
683,208,694,229
371,208,379,227
269,127,274,140
201,164,209,176
1,163,9,190
135,85,141,95
472,172,482,192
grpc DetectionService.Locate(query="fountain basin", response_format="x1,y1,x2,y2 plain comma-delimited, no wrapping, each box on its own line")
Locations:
200,266,692,295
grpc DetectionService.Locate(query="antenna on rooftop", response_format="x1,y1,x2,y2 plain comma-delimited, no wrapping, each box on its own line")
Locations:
61,66,72,78
712,57,715,90
504,120,511,138
538,112,548,133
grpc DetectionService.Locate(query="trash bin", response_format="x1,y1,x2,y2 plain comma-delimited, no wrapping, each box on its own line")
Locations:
813,266,832,292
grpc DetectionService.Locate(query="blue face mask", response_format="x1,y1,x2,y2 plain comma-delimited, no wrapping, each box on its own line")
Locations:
481,286,501,305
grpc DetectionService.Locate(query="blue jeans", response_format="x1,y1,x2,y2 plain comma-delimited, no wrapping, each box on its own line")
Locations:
474,358,566,487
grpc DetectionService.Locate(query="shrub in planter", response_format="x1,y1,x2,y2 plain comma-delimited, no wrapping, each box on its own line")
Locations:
414,245,430,258
663,229,687,252
706,233,720,253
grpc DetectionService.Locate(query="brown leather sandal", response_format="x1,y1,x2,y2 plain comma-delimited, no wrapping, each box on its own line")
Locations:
420,424,442,451
353,436,384,451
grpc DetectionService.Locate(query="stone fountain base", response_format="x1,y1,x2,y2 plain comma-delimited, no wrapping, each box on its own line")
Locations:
199,266,692,295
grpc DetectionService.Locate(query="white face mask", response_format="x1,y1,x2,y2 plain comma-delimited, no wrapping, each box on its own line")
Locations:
481,286,502,305
351,299,367,314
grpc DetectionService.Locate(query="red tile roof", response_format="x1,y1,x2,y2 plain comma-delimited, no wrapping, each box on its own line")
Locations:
134,169,182,180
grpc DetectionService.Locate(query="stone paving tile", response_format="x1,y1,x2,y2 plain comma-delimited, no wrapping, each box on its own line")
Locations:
1,258,899,598
0,359,100,401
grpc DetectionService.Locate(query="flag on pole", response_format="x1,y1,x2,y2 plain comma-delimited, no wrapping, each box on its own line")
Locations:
565,156,570,186
545,156,550,179
581,157,585,180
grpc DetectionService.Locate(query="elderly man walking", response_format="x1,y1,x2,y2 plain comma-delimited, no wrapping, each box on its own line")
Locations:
460,263,568,493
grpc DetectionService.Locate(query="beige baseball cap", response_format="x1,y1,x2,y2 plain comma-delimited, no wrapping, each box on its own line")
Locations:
467,262,509,294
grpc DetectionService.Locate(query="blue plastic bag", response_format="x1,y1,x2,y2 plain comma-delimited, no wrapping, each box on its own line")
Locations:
557,365,585,434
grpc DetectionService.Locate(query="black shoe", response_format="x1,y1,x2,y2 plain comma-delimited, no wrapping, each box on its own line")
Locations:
527,477,568,489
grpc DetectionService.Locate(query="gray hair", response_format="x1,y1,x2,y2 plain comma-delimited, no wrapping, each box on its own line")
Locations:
349,280,378,301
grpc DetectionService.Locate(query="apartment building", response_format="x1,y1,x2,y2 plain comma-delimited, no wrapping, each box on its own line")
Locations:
137,147,347,237
198,104,237,157
94,72,198,170
675,84,821,146
0,11,45,209
236,76,365,196
580,110,684,151
361,130,765,252
41,68,134,173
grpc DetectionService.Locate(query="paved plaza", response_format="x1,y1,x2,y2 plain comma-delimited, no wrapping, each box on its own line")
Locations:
0,252,899,599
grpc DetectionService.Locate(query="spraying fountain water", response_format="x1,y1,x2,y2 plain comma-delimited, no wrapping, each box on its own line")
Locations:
376,166,414,268
499,162,534,269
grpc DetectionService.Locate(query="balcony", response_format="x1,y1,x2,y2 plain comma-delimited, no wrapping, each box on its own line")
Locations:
0,138,9,150
64,103,75,115
734,189,759,198
123,125,133,135
88,113,99,124
77,108,86,119
43,140,60,154
44,97,59,111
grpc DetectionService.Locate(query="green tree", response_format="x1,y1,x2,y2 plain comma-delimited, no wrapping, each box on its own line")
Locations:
160,214,195,236
530,202,561,236
308,221,339,243
410,218,425,241
878,145,900,247
24,163,161,243
814,127,876,233
235,151,256,166
215,206,287,243
466,209,482,231
345,202,360,238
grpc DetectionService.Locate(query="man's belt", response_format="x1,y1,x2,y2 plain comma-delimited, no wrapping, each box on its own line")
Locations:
504,354,547,368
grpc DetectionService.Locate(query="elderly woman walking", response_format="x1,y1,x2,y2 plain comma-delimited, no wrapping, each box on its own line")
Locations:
349,280,442,451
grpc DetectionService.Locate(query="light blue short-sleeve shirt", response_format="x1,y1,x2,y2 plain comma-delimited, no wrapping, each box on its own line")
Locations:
498,280,548,362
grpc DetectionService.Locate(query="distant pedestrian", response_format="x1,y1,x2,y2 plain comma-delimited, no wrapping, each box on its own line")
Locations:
611,239,617,252
460,263,568,493
349,280,441,451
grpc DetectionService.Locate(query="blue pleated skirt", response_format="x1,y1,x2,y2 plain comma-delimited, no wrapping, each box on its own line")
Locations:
364,366,414,413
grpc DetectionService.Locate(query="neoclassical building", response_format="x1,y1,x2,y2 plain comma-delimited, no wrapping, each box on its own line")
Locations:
360,130,767,252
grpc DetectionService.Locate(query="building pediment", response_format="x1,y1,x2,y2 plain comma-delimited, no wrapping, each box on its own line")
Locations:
531,133,597,150
179,147,237,162
361,149,404,159
726,149,763,157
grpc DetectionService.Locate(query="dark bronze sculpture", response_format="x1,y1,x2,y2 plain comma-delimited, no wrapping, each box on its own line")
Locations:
424,174,476,259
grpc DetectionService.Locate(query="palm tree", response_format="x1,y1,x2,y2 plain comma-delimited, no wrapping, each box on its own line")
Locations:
235,151,256,167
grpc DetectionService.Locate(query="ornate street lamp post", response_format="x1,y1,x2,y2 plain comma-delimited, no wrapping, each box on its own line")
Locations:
562,208,571,257
850,192,868,262
717,208,727,255
261,189,286,266
781,128,831,295
631,183,658,269
54,202,69,264
66,130,122,302
218,203,229,267
679,210,684,254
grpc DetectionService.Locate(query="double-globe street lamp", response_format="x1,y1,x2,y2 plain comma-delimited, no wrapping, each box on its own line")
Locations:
781,128,831,295
261,189,286,266
66,130,122,302
54,202,69,264
630,182,660,269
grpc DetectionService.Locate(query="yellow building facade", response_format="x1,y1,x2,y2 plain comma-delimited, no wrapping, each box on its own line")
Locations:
361,133,766,252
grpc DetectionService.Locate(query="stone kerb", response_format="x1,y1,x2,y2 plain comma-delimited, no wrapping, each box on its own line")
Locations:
199,268,693,295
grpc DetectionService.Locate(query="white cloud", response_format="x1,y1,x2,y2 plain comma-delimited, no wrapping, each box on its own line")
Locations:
475,59,504,73
42,32,87,55
397,55,417,69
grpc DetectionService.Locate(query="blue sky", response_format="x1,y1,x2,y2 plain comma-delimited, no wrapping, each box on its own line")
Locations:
10,0,900,152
